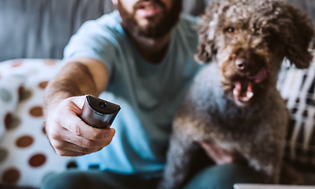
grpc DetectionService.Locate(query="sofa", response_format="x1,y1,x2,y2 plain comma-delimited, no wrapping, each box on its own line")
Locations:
0,0,315,188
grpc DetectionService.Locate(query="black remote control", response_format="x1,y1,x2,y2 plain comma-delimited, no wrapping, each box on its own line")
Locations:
79,95,121,129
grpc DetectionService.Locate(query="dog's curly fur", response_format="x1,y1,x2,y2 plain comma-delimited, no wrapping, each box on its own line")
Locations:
159,0,314,188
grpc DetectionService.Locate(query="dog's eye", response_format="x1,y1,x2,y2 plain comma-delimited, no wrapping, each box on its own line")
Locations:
227,27,235,33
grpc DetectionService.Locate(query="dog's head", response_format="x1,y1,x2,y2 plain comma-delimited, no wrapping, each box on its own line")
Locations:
195,0,314,106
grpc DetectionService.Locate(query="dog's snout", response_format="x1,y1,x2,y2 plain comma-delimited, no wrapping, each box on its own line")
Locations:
235,58,250,71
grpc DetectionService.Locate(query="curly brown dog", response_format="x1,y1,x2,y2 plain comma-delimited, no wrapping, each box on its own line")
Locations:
159,0,314,188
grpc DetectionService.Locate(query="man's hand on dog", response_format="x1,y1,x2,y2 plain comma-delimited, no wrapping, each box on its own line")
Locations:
45,96,115,157
199,141,245,165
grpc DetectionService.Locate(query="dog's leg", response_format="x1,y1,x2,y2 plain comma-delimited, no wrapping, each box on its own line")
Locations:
158,133,198,189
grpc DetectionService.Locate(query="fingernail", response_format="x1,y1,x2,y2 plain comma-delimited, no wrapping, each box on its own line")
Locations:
104,128,115,138
110,128,116,136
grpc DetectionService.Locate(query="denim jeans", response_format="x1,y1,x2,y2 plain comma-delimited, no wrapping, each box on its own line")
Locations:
41,163,263,189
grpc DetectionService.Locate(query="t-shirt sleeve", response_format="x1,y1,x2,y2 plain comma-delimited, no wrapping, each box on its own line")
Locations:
63,20,118,75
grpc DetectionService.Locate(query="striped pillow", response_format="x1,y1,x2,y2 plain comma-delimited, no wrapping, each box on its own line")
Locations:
277,54,315,170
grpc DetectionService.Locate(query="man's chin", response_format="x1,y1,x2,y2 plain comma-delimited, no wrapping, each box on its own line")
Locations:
136,16,161,29
117,0,182,38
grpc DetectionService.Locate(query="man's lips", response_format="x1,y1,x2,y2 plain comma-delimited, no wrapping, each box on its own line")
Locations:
136,1,162,17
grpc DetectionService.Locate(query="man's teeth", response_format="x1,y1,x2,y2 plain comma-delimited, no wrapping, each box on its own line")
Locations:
143,5,154,10
246,91,254,99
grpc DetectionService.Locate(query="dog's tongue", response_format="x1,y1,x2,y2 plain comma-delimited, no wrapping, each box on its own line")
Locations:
247,68,267,83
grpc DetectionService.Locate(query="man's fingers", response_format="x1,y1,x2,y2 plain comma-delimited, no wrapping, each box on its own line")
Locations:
198,141,235,164
49,128,115,157
50,127,115,149
200,143,217,158
55,96,115,140
45,96,116,157
52,140,104,154
63,128,115,148
54,149,87,157
70,96,86,112
58,109,114,141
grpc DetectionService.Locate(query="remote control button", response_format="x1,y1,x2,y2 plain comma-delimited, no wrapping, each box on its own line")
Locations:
99,102,107,108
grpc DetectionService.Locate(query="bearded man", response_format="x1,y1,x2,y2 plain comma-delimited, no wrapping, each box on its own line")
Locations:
42,0,263,188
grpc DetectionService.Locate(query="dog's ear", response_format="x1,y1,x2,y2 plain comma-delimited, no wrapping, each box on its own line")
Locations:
194,2,220,64
283,4,314,69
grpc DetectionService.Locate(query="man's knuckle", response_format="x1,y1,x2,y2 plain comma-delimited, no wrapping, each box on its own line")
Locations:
88,147,102,154
84,148,93,154
72,124,82,136
87,148,97,154
50,130,61,140
55,149,66,156
54,142,64,150
91,131,102,140
81,140,94,148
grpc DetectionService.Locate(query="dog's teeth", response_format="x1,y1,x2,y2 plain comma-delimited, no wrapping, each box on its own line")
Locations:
233,89,239,96
246,91,254,98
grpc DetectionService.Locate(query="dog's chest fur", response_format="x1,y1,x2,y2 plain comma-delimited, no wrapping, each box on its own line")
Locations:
174,63,288,150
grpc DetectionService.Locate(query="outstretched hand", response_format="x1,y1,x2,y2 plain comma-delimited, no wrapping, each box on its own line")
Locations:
198,141,246,165
44,96,115,157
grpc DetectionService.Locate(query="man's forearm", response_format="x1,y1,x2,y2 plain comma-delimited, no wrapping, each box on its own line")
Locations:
43,62,98,114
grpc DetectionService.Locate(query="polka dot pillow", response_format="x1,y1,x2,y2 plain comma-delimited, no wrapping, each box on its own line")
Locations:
0,59,77,188
0,75,24,141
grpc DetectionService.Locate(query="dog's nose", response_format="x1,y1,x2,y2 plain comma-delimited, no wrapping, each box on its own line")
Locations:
235,59,249,71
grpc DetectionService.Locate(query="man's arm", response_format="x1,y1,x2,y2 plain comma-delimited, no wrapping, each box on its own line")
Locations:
44,57,108,106
43,57,115,157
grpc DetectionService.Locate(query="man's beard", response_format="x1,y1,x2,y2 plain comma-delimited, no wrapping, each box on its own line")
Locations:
116,0,182,38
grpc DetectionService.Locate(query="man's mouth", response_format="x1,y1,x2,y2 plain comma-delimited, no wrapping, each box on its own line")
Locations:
136,1,162,17
232,68,267,103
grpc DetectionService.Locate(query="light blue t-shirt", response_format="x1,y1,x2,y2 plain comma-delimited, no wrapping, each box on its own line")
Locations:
64,11,202,178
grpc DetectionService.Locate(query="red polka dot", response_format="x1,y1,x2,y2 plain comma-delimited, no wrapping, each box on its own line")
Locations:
29,106,43,117
11,60,23,67
6,115,21,130
0,147,8,163
42,125,46,135
44,59,57,66
16,135,34,148
18,86,24,100
29,154,46,167
38,81,49,89
4,113,12,129
1,168,20,184
20,88,32,101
